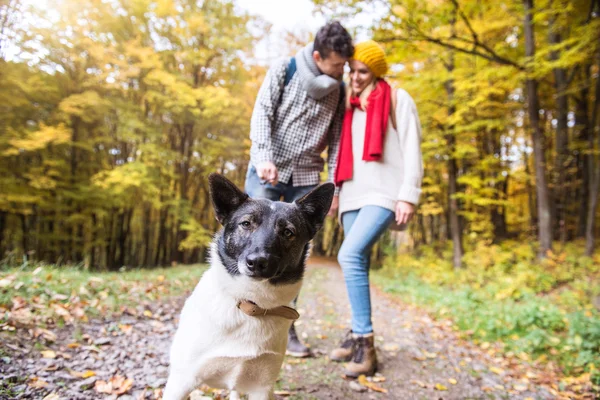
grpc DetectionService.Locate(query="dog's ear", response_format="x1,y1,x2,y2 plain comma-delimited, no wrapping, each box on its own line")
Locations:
295,182,335,234
208,173,249,224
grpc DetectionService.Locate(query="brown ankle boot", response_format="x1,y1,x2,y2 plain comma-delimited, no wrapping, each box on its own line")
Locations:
343,333,377,378
330,330,355,362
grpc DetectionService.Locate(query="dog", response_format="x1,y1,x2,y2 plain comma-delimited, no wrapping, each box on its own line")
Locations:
163,173,334,400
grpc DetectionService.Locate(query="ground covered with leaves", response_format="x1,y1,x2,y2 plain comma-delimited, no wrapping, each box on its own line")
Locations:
0,257,596,399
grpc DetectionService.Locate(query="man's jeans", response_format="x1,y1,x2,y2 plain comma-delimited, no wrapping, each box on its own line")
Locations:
338,206,395,334
245,165,317,203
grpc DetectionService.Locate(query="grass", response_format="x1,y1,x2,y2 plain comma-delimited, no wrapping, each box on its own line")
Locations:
0,264,207,326
371,240,600,382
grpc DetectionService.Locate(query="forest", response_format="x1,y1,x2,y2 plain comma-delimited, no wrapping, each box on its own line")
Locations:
1,0,599,397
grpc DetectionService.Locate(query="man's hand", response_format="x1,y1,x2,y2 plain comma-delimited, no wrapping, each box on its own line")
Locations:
395,201,415,225
257,161,278,185
327,195,339,217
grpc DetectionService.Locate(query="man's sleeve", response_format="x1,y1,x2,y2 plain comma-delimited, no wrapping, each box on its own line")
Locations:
249,60,287,166
327,89,345,196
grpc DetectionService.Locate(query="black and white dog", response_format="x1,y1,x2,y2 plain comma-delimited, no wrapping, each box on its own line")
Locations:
163,173,334,400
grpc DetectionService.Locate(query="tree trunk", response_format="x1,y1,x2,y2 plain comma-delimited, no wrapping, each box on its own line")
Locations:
0,211,6,256
575,86,591,238
549,29,569,244
444,46,464,268
19,214,28,262
585,51,600,256
524,0,553,257
143,205,153,266
90,213,97,268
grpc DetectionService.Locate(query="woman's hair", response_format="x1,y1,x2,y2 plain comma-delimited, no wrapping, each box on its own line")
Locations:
314,21,354,59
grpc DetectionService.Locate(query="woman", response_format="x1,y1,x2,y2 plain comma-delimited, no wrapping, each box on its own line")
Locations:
331,40,423,377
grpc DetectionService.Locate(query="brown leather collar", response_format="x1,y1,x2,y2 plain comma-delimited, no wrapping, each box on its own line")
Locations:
237,300,300,321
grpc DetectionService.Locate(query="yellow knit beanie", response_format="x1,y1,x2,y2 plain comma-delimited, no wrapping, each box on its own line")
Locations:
352,40,388,78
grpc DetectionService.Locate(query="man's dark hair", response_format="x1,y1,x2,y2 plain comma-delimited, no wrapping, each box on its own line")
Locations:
314,21,354,59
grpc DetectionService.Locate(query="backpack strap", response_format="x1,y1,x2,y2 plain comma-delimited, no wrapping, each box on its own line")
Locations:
284,57,296,87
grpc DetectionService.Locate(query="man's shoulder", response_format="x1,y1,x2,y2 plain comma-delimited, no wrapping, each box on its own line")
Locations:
267,57,293,76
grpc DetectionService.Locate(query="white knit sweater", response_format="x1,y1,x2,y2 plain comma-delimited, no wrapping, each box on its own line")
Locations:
338,88,423,224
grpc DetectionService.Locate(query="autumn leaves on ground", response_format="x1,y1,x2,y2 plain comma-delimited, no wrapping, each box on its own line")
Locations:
1,247,598,399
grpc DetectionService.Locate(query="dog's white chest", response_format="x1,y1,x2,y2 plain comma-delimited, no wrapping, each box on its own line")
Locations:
167,264,300,393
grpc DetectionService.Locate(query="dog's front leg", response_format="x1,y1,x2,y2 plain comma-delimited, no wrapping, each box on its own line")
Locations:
162,371,196,400
247,388,275,400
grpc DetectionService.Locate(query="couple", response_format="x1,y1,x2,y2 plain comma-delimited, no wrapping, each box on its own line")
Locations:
245,21,423,377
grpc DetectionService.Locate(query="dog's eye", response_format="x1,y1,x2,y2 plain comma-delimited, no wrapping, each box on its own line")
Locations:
283,229,295,238
240,221,251,229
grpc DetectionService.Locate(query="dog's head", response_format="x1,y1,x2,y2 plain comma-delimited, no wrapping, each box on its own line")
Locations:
208,173,334,285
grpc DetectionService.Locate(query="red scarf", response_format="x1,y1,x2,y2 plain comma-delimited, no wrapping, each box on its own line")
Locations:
334,79,391,186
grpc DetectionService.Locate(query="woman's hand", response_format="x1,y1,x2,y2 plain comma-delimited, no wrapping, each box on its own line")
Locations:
327,195,339,217
395,201,415,225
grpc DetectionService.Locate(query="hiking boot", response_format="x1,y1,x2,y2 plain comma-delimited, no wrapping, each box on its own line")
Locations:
286,323,311,358
330,330,355,362
343,333,377,378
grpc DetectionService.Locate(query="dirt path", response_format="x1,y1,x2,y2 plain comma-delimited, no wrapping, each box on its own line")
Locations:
1,259,554,399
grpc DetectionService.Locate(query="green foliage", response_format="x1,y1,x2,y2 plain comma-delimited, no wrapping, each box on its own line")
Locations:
374,242,600,375
0,263,207,325
0,0,261,268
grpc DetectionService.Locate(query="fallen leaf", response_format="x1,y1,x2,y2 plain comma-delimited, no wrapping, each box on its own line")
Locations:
11,296,27,311
114,377,134,395
383,344,399,352
33,328,57,342
490,366,505,375
67,342,80,349
29,377,49,389
411,380,427,388
424,351,437,359
274,390,293,396
448,378,457,385
372,375,386,383
70,369,96,378
0,277,14,288
357,374,388,393
41,350,56,359
514,384,528,392
95,380,113,394
119,324,133,335
143,310,153,318
434,383,448,391
42,394,60,400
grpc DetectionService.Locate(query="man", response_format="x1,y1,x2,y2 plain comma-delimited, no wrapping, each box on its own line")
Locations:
245,21,354,357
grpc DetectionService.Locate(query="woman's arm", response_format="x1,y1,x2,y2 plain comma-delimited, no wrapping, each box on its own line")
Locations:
394,89,423,221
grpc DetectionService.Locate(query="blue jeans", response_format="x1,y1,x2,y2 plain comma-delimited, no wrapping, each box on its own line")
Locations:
338,206,395,334
244,165,317,202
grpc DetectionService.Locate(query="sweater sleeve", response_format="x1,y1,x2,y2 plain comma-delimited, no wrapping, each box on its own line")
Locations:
395,89,423,205
249,60,287,166
327,90,345,196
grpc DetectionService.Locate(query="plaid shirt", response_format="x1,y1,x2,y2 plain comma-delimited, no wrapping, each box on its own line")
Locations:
249,58,344,190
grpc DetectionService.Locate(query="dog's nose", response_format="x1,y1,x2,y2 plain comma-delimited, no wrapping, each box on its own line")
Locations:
246,254,269,273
